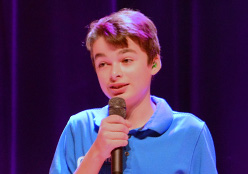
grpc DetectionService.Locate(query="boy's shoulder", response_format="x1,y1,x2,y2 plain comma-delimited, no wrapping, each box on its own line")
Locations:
68,105,108,126
171,111,206,131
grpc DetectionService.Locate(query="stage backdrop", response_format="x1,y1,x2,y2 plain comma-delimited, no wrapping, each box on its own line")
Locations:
1,0,248,173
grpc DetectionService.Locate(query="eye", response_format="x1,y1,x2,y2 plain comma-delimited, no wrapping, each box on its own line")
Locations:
97,62,107,68
122,58,133,64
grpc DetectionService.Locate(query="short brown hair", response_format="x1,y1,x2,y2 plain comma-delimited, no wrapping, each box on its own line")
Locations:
86,9,160,67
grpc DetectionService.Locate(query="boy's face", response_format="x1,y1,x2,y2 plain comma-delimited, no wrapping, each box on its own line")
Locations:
92,37,159,107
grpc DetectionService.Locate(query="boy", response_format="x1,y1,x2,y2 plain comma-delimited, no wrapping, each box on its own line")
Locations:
50,9,217,174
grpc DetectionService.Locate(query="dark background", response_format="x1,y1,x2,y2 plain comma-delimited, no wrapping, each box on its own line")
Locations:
1,0,248,173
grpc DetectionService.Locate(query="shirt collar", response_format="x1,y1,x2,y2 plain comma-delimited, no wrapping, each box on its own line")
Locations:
94,96,173,135
94,105,108,127
141,96,173,134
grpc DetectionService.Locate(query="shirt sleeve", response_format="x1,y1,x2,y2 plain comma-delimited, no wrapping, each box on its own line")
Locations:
49,118,77,174
190,124,218,174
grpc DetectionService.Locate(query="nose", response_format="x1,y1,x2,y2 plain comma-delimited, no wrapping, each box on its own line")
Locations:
110,63,123,81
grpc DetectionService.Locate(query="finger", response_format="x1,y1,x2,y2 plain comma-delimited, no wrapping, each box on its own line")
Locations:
104,115,126,124
125,120,132,128
110,139,129,148
100,123,129,134
95,133,128,152
102,131,129,141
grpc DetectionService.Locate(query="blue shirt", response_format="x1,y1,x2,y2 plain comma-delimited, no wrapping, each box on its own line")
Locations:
50,96,217,174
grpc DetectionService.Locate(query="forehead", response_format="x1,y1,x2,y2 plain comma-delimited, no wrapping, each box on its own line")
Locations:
92,37,143,60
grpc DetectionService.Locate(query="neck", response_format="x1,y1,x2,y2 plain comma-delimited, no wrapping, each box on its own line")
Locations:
126,94,156,129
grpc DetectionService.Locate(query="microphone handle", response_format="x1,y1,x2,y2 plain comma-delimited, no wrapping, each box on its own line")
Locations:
111,147,123,174
108,97,126,174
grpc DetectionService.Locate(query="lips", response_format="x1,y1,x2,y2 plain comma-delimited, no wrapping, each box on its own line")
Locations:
110,83,129,89
109,83,129,95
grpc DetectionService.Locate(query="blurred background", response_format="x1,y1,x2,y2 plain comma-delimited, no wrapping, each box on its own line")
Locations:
1,0,248,173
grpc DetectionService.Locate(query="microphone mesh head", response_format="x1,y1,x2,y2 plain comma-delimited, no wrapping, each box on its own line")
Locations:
108,97,126,118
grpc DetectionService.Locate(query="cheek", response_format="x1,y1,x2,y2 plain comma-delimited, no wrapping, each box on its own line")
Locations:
128,74,151,93
97,73,110,95
96,73,105,86
132,68,151,83
98,76,106,86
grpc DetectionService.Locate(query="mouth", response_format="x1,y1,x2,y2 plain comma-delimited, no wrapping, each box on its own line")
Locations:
110,83,129,89
109,83,129,95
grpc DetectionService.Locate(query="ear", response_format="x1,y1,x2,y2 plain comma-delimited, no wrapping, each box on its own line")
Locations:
151,55,162,75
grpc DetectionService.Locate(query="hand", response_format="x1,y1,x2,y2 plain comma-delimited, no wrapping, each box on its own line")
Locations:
92,115,132,160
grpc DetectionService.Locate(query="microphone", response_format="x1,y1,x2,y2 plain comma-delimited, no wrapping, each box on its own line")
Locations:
108,97,126,174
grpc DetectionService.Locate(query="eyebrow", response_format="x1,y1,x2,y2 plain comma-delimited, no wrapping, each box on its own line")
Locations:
94,53,106,60
94,48,137,60
118,48,137,55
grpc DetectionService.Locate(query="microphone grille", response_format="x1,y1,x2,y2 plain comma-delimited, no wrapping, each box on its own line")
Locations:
108,97,126,118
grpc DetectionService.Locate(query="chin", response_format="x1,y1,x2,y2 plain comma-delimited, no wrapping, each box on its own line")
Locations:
106,93,132,104
105,94,123,100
